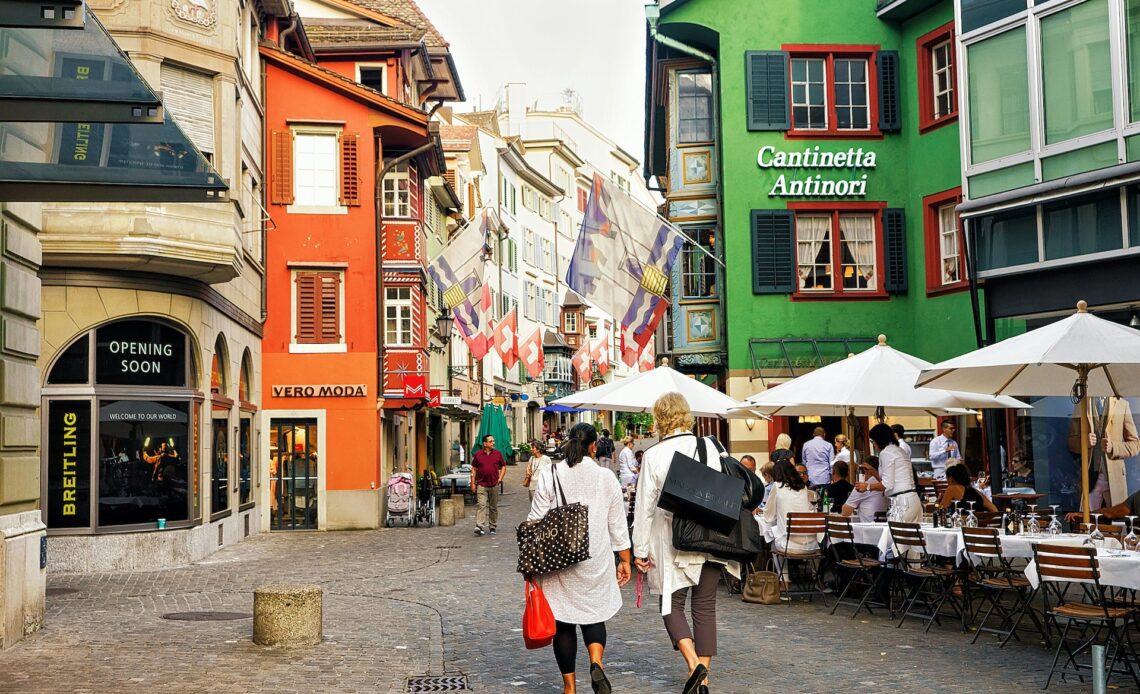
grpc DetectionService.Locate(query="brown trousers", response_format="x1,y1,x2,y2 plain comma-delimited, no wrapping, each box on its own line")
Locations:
663,561,721,657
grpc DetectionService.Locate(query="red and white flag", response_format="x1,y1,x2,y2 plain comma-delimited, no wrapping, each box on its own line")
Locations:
466,283,493,359
492,308,519,369
572,340,593,383
639,340,656,372
620,323,641,367
520,326,545,379
592,331,610,376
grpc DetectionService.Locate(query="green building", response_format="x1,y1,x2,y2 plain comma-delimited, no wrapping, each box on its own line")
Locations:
644,0,981,459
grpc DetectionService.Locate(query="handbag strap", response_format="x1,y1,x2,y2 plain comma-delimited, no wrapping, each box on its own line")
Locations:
695,435,709,468
551,466,568,507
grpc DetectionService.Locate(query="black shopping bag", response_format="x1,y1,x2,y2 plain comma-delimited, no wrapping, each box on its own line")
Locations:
657,449,745,534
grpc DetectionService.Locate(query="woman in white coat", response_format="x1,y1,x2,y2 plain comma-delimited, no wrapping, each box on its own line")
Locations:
529,423,631,694
632,392,738,694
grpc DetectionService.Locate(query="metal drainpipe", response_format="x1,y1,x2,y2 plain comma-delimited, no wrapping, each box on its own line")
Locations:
646,3,724,373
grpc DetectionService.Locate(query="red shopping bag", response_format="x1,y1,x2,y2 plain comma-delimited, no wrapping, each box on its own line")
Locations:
522,578,556,649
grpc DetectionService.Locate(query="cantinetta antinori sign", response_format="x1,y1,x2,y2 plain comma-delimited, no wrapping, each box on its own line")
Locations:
757,145,877,198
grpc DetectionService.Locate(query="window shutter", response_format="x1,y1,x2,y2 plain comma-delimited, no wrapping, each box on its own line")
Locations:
270,130,294,205
751,210,795,294
160,64,215,153
339,133,360,206
745,51,790,131
295,273,317,342
318,273,341,341
884,208,908,294
877,50,901,133
444,169,457,191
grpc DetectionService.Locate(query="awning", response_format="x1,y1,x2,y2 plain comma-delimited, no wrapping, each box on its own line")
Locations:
958,161,1140,219
540,404,592,413
436,402,480,419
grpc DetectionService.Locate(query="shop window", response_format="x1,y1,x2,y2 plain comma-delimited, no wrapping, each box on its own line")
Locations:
976,208,1038,271
270,420,318,530
48,334,89,384
923,188,967,294
385,286,414,346
1041,0,1113,146
793,208,882,296
681,228,718,299
1043,191,1122,261
787,49,877,136
98,399,191,527
917,23,957,132
211,404,230,516
967,27,1030,164
677,69,713,143
294,270,343,346
239,415,252,507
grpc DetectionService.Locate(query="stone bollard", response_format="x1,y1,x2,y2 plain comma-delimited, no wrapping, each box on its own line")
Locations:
454,494,466,518
253,584,322,647
438,498,455,526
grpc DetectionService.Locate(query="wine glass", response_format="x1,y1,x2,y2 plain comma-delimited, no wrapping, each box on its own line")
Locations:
965,501,978,529
1027,511,1040,536
1124,516,1139,552
1089,512,1105,549
1047,512,1062,537
1049,505,1061,529
951,502,963,529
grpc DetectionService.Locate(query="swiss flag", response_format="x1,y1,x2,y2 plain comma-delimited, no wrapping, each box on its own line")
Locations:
466,283,493,359
520,327,545,379
592,331,609,376
620,323,640,367
639,340,656,372
572,340,592,384
493,308,519,369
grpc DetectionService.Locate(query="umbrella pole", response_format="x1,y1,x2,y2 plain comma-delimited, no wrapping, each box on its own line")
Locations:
1079,366,1091,525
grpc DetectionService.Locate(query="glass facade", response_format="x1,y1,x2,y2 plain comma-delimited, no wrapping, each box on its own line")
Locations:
98,399,190,526
1041,0,1113,145
976,209,1037,271
968,27,1029,164
1042,191,1121,260
961,0,1027,33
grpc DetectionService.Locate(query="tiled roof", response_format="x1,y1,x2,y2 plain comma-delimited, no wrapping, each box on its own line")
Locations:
305,23,425,46
342,0,448,47
457,110,500,137
440,124,477,152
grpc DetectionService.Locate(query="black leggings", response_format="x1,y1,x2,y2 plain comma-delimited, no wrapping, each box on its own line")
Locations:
553,620,607,675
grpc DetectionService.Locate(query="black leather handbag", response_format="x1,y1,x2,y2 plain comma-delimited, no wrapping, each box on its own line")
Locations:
670,436,765,561
657,435,745,534
516,468,590,576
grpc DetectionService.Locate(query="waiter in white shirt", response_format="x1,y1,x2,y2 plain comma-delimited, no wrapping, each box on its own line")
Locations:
928,420,960,480
863,423,921,522
890,424,912,458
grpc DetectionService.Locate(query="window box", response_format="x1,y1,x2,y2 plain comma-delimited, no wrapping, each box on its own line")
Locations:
923,187,968,295
917,22,957,133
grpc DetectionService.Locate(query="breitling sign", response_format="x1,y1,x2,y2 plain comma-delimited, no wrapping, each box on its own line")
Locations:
757,145,877,198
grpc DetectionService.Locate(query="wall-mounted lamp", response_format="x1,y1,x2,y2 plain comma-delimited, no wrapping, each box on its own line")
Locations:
744,418,756,431
435,313,455,345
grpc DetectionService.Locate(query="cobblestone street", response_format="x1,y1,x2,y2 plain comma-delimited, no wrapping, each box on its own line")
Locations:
0,472,1096,693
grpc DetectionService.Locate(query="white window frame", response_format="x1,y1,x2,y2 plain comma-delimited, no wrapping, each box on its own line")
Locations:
524,228,536,267
791,57,829,130
932,38,955,120
385,286,414,347
564,312,578,333
290,126,345,214
525,282,536,320
289,267,347,354
542,238,553,273
355,62,388,95
383,162,411,218
937,202,964,285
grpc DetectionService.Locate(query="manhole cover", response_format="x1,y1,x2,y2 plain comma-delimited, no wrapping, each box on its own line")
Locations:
45,587,78,597
161,611,252,621
406,675,469,692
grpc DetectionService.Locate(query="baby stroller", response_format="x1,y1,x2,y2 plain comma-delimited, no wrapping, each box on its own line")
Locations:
385,472,415,527
414,470,437,527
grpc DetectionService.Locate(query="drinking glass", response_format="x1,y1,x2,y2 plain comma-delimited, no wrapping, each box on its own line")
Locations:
1027,512,1040,535
951,502,963,529
1089,513,1105,549
965,501,978,529
1047,513,1062,537
1124,516,1139,552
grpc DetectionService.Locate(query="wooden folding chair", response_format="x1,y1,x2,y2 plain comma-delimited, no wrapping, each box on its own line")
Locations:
962,526,1047,647
768,512,827,603
888,521,962,633
1033,544,1140,690
826,514,890,619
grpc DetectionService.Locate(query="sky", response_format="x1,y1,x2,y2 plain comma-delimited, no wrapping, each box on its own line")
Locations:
416,0,649,159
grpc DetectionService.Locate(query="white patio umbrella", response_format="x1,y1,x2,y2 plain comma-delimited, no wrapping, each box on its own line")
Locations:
917,300,1140,522
737,335,1027,418
553,364,762,419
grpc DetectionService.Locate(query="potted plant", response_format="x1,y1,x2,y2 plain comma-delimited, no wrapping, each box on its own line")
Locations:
516,442,531,462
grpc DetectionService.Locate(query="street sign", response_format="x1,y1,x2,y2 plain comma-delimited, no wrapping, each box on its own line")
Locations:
440,395,461,406
428,389,441,408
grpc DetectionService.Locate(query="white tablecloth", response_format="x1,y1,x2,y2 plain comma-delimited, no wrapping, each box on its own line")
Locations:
1025,548,1140,590
848,523,1091,564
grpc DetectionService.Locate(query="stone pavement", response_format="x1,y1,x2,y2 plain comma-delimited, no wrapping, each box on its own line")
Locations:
0,469,1101,693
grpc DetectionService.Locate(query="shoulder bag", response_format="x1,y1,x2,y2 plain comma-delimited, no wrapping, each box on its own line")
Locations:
670,436,765,561
522,578,557,648
516,467,590,576
742,560,782,605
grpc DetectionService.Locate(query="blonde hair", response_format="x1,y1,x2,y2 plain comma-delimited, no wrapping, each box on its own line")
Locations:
653,392,693,435
758,459,776,483
622,436,634,446
774,433,792,451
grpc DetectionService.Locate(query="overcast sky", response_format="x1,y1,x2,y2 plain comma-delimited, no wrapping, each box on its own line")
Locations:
416,0,648,159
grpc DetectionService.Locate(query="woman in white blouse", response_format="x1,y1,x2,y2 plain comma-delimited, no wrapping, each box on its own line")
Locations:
529,423,631,694
761,455,818,575
864,423,922,523
632,393,738,694
618,437,638,486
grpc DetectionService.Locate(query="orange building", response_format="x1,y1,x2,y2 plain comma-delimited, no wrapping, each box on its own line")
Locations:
260,3,462,530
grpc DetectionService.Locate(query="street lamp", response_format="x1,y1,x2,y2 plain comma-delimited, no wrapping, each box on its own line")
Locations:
435,313,455,344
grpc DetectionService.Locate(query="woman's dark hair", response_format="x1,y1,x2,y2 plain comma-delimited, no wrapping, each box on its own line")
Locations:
771,448,794,465
772,458,805,492
946,463,972,487
565,422,598,468
868,423,898,450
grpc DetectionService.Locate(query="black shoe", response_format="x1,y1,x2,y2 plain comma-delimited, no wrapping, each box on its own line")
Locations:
489,528,497,535
698,687,709,694
474,528,484,536
682,664,707,694
590,663,611,694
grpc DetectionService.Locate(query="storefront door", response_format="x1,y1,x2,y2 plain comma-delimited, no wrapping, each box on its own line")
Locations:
270,419,318,530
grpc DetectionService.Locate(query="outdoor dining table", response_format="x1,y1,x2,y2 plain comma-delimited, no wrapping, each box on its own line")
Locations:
1024,547,1140,591
848,521,1092,564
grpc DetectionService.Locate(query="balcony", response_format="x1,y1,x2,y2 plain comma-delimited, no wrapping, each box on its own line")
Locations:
39,201,243,283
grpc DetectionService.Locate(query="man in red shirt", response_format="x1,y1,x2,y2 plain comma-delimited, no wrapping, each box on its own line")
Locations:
471,434,506,535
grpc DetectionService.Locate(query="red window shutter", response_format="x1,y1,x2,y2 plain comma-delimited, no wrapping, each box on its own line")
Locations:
270,130,294,205
295,273,318,342
444,169,457,191
318,273,341,341
467,183,475,216
340,133,360,206
577,189,587,213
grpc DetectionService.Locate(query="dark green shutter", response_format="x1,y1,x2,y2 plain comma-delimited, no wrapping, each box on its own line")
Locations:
877,50,901,132
751,210,795,294
745,51,790,131
884,208,907,294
